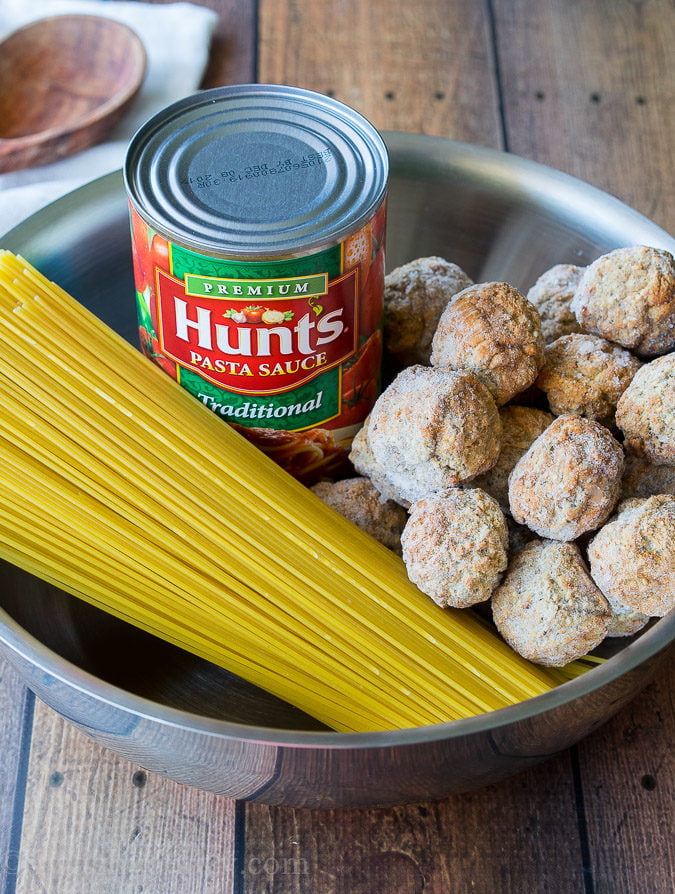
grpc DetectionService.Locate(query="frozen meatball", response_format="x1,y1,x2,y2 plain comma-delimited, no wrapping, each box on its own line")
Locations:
615,353,675,465
620,455,675,500
526,263,585,343
472,406,554,509
430,281,545,405
570,245,675,357
536,333,641,424
605,602,651,638
348,415,405,506
368,365,502,504
401,488,508,608
587,495,675,617
383,256,473,365
508,414,624,540
311,477,408,554
492,540,611,666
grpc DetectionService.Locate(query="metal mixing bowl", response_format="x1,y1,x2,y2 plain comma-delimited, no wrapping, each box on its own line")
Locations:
1,132,673,809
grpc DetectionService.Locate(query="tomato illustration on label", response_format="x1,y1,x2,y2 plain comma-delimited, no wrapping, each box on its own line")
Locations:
340,329,382,427
243,305,264,323
150,233,170,271
359,241,385,336
139,327,178,378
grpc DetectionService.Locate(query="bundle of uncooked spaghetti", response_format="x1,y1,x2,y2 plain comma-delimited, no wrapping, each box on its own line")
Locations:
0,251,588,732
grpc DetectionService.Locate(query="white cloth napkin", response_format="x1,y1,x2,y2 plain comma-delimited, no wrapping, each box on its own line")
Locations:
0,0,219,236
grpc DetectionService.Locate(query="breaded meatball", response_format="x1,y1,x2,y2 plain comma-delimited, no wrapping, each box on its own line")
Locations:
383,256,473,365
570,245,675,357
471,405,554,509
526,263,585,343
620,455,675,500
430,281,545,405
348,415,406,506
615,353,675,465
368,365,502,504
587,495,675,617
605,602,651,638
401,488,508,608
508,414,624,540
536,333,642,424
311,477,408,554
491,540,611,666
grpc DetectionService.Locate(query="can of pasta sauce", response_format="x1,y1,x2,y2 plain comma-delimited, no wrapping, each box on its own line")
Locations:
124,85,388,483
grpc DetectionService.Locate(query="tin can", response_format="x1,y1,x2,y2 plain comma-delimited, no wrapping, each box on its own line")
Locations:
124,84,388,483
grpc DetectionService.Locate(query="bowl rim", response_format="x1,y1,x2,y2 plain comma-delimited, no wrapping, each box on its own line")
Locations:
0,131,673,750
1,601,673,749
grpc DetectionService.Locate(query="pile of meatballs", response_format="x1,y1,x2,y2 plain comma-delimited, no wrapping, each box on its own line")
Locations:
311,246,675,667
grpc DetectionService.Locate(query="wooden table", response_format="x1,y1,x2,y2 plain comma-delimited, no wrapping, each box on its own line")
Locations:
1,2,673,892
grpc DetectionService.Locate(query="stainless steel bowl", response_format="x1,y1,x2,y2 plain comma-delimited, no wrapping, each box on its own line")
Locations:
1,132,673,809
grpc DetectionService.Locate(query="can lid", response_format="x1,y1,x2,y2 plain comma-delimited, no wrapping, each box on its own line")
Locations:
124,85,389,258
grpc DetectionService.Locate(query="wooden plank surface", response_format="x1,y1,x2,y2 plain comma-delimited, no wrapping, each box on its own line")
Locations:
258,0,504,146
0,661,33,894
15,699,237,894
241,751,588,893
578,659,675,894
1,1,673,893
492,0,675,231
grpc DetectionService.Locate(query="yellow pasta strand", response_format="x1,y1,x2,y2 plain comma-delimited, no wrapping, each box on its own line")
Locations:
0,251,593,731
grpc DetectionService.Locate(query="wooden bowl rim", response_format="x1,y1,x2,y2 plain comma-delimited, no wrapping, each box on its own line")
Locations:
0,14,147,148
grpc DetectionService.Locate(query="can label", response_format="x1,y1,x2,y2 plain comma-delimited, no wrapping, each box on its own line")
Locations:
156,265,357,427
129,201,385,480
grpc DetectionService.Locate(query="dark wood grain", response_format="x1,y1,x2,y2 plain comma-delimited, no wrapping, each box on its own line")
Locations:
492,0,675,232
14,699,237,893
0,660,32,893
578,659,675,894
258,0,503,146
242,751,588,893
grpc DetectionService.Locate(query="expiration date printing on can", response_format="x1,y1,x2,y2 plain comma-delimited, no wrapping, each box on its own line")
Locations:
184,151,335,188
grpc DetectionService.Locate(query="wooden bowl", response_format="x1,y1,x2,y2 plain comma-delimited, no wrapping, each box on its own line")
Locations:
0,14,146,172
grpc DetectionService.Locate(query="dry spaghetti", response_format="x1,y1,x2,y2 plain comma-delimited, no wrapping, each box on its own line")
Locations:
0,251,591,731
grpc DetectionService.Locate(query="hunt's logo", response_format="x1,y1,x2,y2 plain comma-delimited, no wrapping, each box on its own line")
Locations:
155,269,358,394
